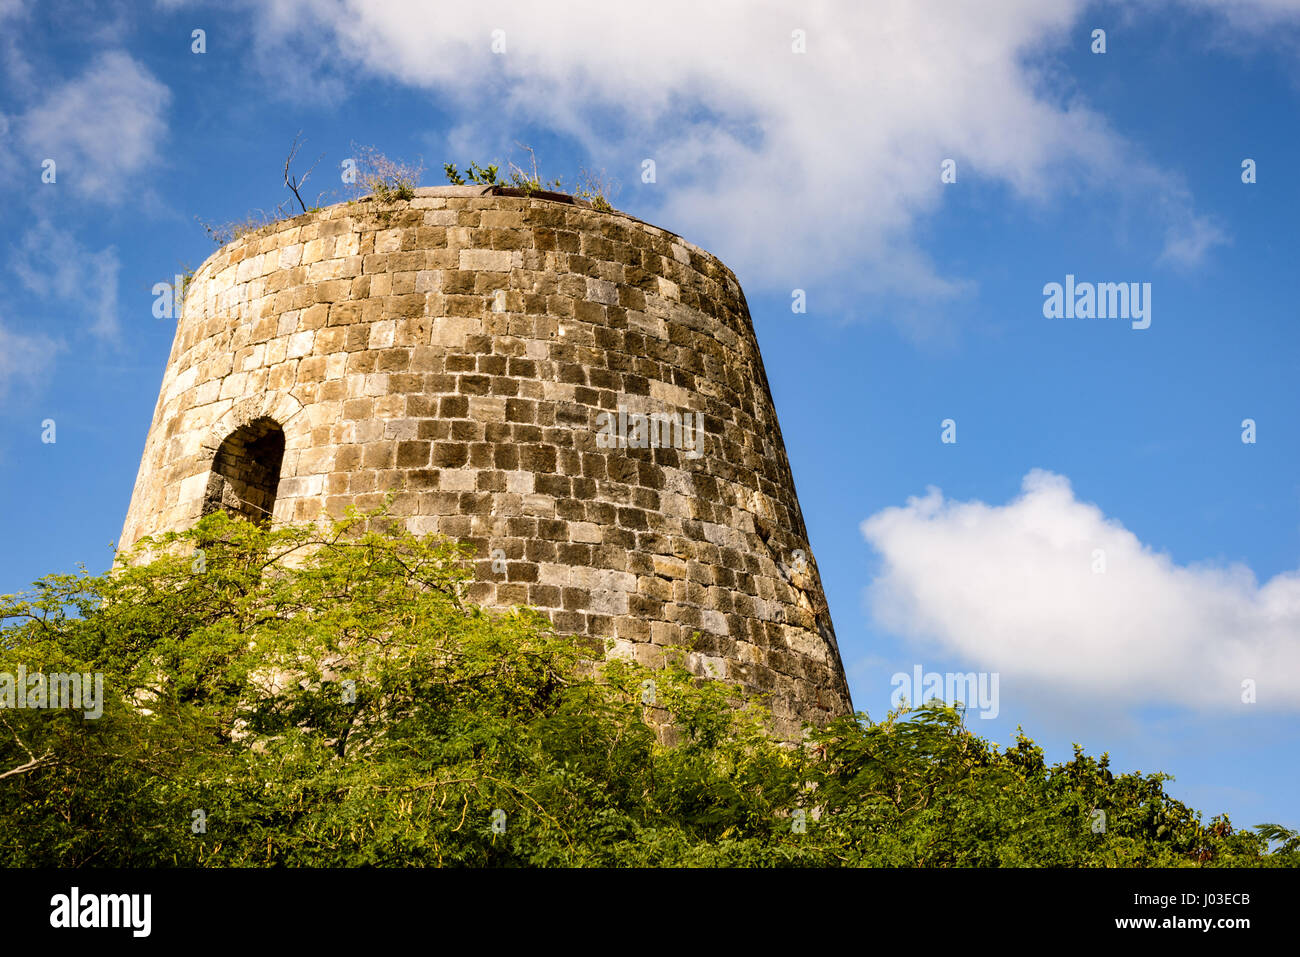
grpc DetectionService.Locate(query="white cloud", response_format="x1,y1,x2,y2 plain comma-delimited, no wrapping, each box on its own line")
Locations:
10,221,122,339
860,469,1300,711
1160,211,1230,267
16,50,169,200
225,0,1296,323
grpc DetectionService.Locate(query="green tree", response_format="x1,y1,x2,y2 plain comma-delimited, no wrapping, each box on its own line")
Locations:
0,509,1293,867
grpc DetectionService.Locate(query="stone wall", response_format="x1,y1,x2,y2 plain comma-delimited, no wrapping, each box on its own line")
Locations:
121,185,852,739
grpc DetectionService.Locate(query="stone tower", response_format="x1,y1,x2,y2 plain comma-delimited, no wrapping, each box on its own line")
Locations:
121,185,852,738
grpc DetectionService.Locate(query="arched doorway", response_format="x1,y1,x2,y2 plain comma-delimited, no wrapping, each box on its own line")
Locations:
202,417,285,525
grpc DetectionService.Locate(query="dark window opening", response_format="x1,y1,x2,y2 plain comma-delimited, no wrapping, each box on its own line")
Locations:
202,417,285,525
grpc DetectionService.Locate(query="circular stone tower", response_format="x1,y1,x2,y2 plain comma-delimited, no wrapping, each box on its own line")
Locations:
121,185,851,738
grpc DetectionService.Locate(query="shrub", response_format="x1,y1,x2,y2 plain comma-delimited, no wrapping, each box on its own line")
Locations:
353,144,424,203
445,144,618,211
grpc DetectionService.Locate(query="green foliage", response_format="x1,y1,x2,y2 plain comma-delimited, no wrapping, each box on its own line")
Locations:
0,510,1293,867
444,161,505,187
175,263,198,304
445,144,618,211
1256,823,1300,854
574,166,617,212
353,144,423,203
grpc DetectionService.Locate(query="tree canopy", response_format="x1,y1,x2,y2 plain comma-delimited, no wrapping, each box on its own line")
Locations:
1,508,1294,867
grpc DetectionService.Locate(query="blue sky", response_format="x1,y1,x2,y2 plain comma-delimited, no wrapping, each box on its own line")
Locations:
0,1,1297,832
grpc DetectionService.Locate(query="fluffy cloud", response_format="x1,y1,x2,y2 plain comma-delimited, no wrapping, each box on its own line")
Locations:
16,50,169,200
860,470,1300,711
226,0,1291,319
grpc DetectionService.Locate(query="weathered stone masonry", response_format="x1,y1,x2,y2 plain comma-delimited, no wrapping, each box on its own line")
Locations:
121,185,852,739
